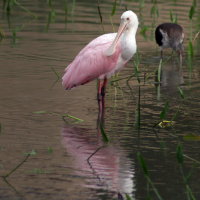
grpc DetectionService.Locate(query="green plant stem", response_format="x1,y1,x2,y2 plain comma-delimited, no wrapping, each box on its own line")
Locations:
146,175,164,200
2,154,30,179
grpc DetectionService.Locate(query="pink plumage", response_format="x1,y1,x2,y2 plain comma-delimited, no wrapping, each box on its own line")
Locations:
62,10,139,99
62,33,121,89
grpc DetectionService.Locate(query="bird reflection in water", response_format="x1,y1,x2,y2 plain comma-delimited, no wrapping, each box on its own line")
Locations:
61,104,135,199
156,60,184,98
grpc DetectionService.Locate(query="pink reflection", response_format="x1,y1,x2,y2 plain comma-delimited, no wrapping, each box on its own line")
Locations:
61,125,135,198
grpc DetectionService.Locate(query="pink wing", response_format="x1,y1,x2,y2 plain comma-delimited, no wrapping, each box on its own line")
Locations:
62,33,121,89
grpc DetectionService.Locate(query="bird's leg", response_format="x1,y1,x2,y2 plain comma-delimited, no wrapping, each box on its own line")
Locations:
101,78,107,97
97,82,105,136
97,78,107,101
97,94,105,130
97,80,103,101
179,50,183,67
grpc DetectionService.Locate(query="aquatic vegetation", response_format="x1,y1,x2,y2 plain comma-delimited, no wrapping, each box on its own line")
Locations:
176,144,197,200
97,0,104,32
100,123,110,143
170,9,178,24
137,152,163,200
111,0,117,16
150,0,159,18
150,0,159,39
188,0,196,20
140,25,149,40
3,0,36,17
62,113,84,123
183,134,200,141
187,40,194,73
33,110,84,123
24,149,37,156
125,193,134,200
157,59,162,83
159,101,169,120
2,150,35,179
47,147,53,154
64,0,68,28
177,86,185,99
135,86,141,129
51,67,61,80
139,0,145,11
33,110,48,114
0,27,5,42
29,168,49,174
46,0,56,31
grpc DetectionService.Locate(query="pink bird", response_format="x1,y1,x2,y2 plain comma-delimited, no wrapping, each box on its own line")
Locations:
62,10,139,100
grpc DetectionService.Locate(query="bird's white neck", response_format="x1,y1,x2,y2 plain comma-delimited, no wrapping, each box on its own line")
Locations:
121,26,137,61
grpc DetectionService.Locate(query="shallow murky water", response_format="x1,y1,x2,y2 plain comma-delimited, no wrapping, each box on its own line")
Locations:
0,0,200,200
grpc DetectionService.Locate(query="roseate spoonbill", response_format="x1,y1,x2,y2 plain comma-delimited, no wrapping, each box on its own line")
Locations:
155,23,184,65
62,10,139,100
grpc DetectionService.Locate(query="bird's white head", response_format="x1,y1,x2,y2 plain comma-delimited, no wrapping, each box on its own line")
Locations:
120,10,139,30
105,10,138,56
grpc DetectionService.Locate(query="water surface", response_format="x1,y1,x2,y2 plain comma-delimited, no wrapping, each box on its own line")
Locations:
0,0,200,200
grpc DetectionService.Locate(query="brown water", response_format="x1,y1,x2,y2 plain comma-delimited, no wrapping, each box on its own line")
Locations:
0,0,200,200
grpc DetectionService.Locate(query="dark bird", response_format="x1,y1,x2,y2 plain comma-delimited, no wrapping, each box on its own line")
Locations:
155,23,184,65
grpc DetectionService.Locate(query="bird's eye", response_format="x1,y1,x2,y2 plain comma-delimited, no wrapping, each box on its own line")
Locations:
127,17,129,20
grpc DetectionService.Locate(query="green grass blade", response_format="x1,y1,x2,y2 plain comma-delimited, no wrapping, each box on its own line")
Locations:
33,110,47,114
125,193,134,200
135,86,141,129
137,152,149,176
100,123,109,143
111,0,117,16
176,143,184,164
157,59,162,82
177,87,185,99
62,114,84,122
189,5,195,20
146,176,164,200
160,101,169,120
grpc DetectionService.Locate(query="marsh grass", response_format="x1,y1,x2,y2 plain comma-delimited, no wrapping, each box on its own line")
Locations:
140,25,149,40
176,144,197,200
137,152,163,200
99,123,110,143
2,0,37,44
177,86,185,99
187,40,194,74
2,150,35,179
46,0,56,31
0,27,5,42
33,110,84,124
29,168,49,174
157,59,162,83
159,101,169,120
170,9,177,23
135,86,141,129
64,0,68,29
62,113,84,123
125,193,134,200
150,0,159,40
97,0,105,32
111,0,117,16
189,0,196,21
47,147,53,154
186,0,198,76
3,0,36,17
